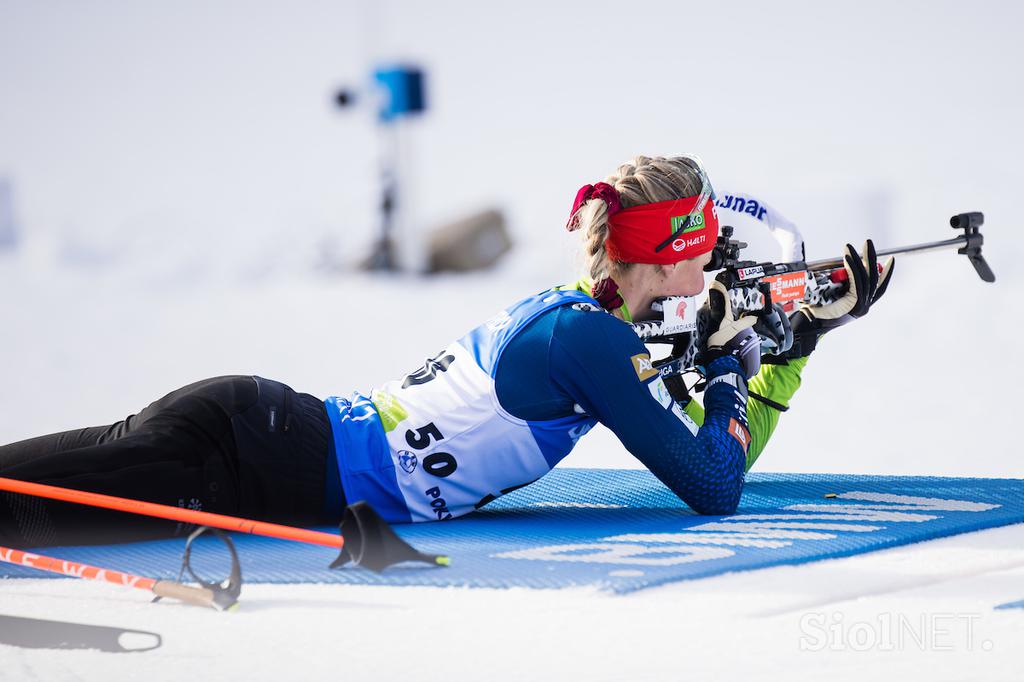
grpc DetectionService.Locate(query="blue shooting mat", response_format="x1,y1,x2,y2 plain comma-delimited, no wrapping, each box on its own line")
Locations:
995,600,1024,610
2,469,1023,594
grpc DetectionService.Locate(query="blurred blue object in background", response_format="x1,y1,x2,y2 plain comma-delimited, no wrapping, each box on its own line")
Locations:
373,65,426,123
0,179,17,250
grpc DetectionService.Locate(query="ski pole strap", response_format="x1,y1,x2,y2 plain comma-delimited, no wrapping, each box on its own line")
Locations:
154,526,242,611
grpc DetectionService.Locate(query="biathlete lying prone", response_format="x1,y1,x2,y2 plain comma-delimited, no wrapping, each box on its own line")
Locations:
0,154,893,547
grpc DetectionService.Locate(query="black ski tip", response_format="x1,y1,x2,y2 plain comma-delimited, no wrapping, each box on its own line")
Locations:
330,501,449,573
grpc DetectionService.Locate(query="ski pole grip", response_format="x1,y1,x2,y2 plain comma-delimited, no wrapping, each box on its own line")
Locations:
151,580,220,610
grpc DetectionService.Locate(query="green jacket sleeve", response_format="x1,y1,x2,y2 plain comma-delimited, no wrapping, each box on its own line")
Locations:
682,356,808,471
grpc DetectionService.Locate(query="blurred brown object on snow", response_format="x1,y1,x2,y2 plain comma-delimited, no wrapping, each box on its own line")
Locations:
426,208,512,273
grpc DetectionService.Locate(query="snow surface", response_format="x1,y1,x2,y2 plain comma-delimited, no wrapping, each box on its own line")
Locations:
2,0,1024,678
1,525,1022,681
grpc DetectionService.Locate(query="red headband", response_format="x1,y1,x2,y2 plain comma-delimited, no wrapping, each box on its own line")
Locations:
606,196,718,264
567,184,719,264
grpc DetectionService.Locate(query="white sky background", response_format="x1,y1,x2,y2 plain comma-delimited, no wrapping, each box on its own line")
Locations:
1,0,1022,272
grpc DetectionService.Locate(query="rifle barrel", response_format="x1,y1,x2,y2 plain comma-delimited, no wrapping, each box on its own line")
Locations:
805,235,968,271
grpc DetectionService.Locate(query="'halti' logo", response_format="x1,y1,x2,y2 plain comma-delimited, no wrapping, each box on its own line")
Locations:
671,234,707,252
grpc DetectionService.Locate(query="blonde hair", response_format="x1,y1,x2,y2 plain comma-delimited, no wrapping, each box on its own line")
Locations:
574,155,708,281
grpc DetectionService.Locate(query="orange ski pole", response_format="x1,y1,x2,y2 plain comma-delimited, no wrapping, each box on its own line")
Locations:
0,544,236,610
0,475,449,571
0,476,342,548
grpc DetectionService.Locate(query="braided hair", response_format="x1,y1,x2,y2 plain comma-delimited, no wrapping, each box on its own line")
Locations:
575,155,707,282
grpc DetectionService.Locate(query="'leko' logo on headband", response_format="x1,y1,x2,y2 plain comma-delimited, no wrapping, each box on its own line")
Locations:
669,213,705,234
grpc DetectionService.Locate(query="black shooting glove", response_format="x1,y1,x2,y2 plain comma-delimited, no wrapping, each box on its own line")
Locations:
777,240,895,360
754,302,794,357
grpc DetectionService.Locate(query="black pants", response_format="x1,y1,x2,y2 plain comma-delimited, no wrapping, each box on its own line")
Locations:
0,376,338,548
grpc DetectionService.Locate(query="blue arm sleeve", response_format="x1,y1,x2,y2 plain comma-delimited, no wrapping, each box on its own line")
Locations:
546,307,751,515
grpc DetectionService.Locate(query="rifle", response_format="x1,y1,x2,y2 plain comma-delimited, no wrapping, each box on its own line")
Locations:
632,211,995,395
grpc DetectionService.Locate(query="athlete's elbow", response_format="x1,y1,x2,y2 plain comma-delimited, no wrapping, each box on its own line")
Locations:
688,496,741,516
684,478,745,516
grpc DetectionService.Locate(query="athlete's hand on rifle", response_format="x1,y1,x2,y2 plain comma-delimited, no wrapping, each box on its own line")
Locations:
754,302,794,357
699,280,761,379
781,240,895,359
